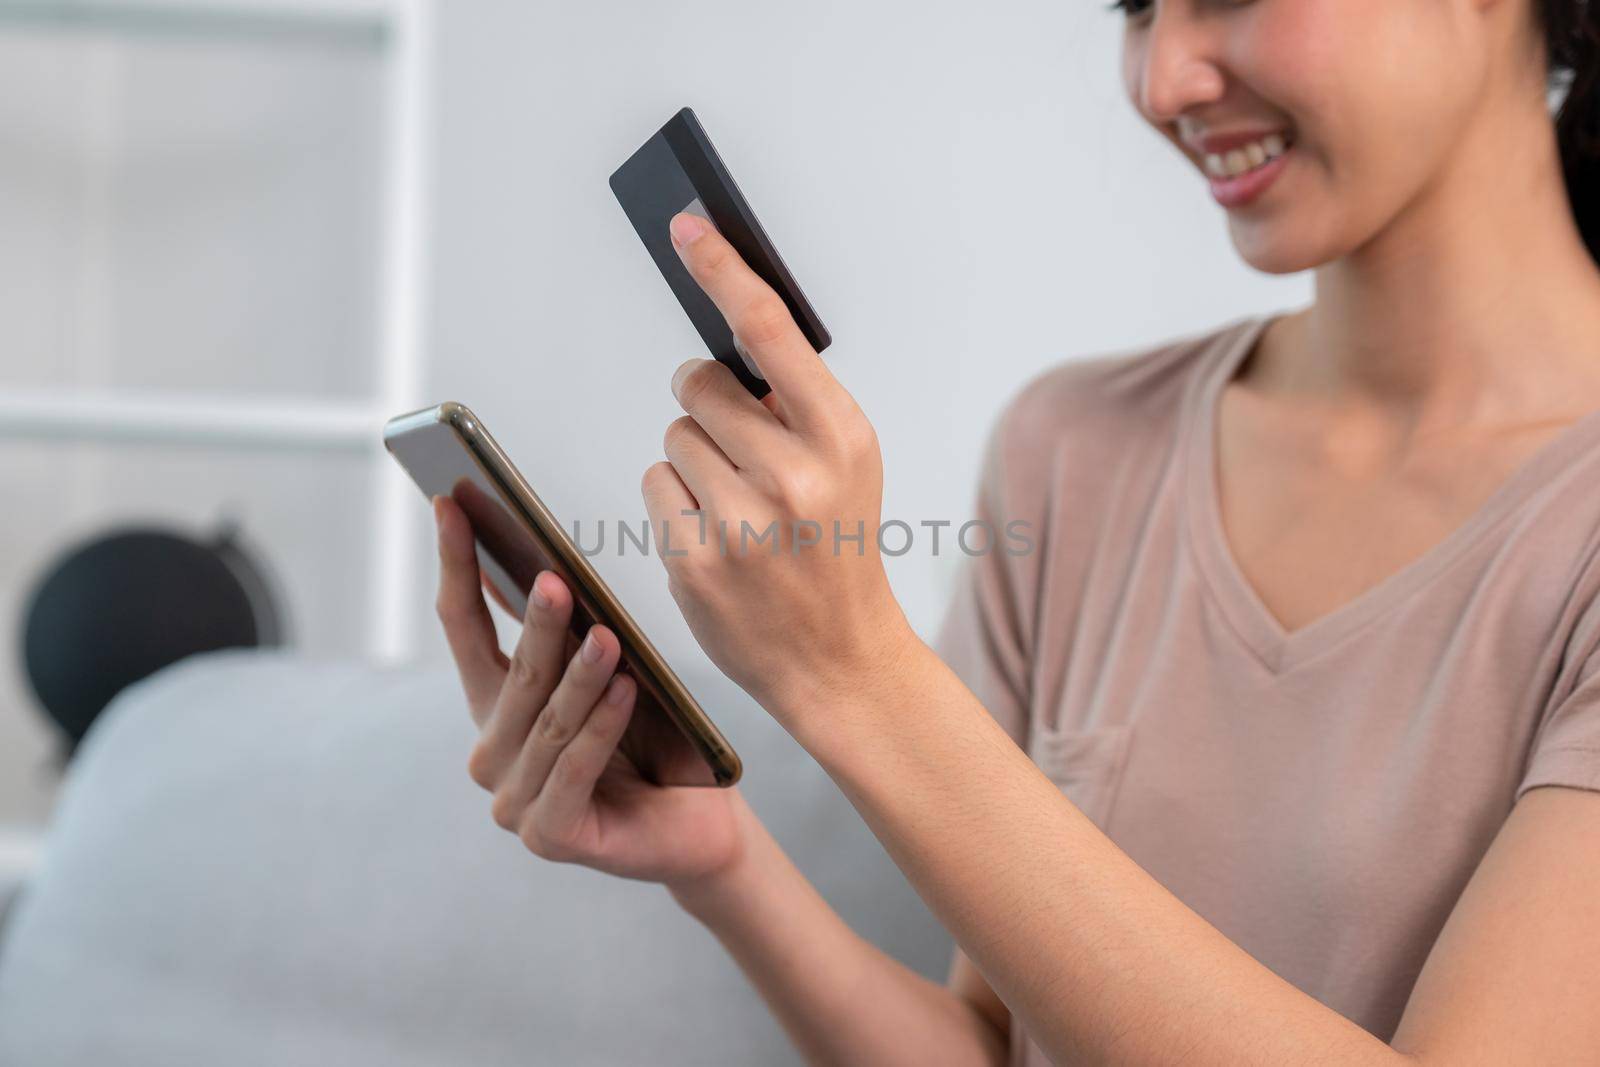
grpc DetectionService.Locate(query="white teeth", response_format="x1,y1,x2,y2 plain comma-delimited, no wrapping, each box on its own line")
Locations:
1202,131,1292,179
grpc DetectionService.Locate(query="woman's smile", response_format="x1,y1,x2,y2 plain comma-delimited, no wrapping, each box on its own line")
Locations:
1206,142,1291,208
1183,126,1297,209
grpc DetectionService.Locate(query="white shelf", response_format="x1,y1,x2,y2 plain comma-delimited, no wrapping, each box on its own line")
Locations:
0,0,433,662
0,0,394,44
0,387,386,450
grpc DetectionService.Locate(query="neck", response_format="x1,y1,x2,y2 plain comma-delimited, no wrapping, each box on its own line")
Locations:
1268,80,1600,428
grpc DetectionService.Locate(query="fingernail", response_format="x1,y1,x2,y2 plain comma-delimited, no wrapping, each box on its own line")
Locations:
431,496,443,529
580,629,603,664
607,674,633,705
530,572,551,610
671,360,697,397
670,212,708,250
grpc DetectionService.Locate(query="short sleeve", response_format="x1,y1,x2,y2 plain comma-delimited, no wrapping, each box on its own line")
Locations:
1517,656,1600,799
1517,603,1600,800
929,410,1036,751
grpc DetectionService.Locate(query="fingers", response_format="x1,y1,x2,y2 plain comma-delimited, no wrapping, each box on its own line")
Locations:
471,570,573,790
669,212,845,433
669,357,790,471
528,673,635,846
662,414,746,514
490,624,622,825
640,460,701,569
434,495,508,721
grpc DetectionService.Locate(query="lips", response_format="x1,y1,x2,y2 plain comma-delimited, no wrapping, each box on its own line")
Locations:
1205,143,1291,208
1180,121,1294,154
1174,122,1297,208
1205,131,1286,178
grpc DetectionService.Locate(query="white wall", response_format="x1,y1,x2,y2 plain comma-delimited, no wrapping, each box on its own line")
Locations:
408,0,1311,682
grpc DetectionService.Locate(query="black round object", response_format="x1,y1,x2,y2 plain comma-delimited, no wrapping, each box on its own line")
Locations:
21,524,285,750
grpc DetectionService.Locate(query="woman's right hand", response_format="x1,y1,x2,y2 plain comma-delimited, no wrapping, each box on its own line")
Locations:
432,493,744,889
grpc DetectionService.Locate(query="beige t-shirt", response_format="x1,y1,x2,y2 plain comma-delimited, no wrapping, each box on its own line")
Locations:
932,311,1600,1064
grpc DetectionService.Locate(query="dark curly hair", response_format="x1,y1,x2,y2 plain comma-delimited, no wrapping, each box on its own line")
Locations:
1544,0,1600,264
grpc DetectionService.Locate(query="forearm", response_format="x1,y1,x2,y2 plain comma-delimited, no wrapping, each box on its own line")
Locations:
788,636,1415,1067
670,791,1005,1067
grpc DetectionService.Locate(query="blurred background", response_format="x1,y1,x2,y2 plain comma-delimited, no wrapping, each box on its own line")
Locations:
0,2,1308,1060
0,0,1306,832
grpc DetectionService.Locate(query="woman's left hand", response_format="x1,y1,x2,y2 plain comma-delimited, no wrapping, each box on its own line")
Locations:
640,212,919,731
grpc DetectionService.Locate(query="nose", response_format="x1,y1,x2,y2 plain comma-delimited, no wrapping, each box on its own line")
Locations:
1126,7,1227,127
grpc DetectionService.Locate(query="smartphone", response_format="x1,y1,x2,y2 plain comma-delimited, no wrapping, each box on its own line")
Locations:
609,106,831,399
384,401,741,788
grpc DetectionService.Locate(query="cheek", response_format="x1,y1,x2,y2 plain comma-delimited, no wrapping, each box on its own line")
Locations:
1242,3,1342,150
1249,0,1470,186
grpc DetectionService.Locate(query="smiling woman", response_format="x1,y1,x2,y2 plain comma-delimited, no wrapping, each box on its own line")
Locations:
432,0,1600,1064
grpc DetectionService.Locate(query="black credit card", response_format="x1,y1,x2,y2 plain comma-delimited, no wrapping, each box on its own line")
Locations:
609,106,831,399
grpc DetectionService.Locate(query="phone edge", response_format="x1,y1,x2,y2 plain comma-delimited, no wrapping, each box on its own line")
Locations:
385,401,743,788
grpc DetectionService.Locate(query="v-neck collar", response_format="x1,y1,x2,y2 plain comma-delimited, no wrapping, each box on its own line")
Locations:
1182,311,1600,674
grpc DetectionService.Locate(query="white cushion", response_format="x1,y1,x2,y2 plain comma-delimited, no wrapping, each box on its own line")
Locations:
0,649,947,1066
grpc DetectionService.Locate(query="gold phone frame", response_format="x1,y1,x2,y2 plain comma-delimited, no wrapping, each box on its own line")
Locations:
384,401,741,787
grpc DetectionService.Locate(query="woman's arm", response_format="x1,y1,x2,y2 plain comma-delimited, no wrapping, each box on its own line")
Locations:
787,639,1394,1065
672,793,1006,1067
787,634,1600,1066
647,212,1600,1065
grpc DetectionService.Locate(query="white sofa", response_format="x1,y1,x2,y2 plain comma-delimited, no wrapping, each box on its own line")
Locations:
0,650,950,1066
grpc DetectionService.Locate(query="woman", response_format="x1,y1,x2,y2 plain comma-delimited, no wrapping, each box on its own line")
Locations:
432,0,1600,1061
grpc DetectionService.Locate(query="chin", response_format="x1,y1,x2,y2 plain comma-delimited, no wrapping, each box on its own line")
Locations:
1227,215,1340,275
